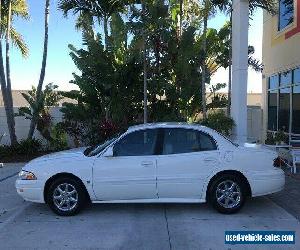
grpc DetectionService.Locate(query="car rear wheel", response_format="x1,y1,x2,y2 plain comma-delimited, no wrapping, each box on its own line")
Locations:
47,177,86,216
208,174,247,214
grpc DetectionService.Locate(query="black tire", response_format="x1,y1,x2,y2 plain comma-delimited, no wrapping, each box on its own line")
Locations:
208,174,247,214
46,177,87,216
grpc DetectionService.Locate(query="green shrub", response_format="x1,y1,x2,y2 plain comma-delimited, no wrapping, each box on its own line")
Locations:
265,132,276,145
265,130,289,145
200,111,235,136
50,123,68,151
0,138,42,158
17,138,42,155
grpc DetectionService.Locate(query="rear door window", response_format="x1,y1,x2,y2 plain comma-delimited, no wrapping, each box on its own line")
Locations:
162,128,217,155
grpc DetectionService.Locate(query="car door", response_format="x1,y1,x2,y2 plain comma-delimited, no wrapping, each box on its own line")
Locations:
156,128,220,199
92,129,159,201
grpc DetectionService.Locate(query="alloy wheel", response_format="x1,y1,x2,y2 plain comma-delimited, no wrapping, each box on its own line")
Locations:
215,180,241,209
53,183,79,212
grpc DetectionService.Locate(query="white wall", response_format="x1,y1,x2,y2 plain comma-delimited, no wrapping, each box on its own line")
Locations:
0,106,263,146
247,106,263,143
0,107,64,146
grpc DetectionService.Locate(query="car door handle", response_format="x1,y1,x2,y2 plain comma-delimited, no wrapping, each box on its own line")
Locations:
141,161,154,167
204,158,217,163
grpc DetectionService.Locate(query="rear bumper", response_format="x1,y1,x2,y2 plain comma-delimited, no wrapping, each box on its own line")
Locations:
15,179,45,203
247,168,285,197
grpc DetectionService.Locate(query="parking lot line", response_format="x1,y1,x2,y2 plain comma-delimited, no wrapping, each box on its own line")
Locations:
0,172,19,183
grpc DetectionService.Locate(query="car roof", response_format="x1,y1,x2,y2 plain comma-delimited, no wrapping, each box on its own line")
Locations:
127,122,211,133
125,122,236,149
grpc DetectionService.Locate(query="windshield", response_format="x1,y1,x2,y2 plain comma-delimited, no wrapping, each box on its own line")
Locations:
84,136,119,157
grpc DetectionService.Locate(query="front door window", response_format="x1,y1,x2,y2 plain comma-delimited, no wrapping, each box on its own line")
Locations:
113,129,158,157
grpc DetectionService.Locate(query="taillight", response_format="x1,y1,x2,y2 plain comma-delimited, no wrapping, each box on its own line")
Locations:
273,157,285,168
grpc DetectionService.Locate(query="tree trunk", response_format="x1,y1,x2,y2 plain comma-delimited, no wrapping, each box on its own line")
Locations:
179,0,183,37
201,14,208,119
142,2,147,124
0,1,8,133
103,16,109,50
28,0,50,139
4,0,17,145
227,10,232,116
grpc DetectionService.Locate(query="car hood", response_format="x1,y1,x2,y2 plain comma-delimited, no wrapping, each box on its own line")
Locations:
29,147,87,164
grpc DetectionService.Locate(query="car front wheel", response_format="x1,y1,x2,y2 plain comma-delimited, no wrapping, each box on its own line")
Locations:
208,174,247,214
47,177,86,216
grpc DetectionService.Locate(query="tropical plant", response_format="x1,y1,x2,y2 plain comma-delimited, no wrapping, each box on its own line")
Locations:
50,123,68,151
274,130,289,144
206,83,228,110
58,1,265,145
211,0,276,115
28,0,50,139
17,83,63,141
58,0,131,50
200,110,235,136
60,29,143,145
199,0,212,120
0,0,29,145
211,0,276,15
0,138,42,158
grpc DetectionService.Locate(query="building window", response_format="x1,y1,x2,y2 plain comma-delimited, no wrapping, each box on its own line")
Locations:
294,68,300,84
268,89,278,131
292,85,300,134
278,87,291,132
278,0,294,31
267,68,300,135
269,74,279,89
280,71,292,86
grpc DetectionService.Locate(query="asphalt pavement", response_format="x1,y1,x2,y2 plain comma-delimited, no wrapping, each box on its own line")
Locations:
0,163,299,250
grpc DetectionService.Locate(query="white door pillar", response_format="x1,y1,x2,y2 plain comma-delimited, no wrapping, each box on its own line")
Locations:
231,0,249,143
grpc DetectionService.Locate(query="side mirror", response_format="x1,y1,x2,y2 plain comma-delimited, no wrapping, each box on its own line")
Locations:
103,147,114,157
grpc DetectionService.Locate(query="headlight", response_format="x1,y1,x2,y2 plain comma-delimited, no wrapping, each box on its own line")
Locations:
18,170,37,180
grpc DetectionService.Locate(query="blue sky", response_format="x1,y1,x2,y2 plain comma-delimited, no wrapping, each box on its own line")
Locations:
11,0,81,91
10,0,263,93
209,10,263,93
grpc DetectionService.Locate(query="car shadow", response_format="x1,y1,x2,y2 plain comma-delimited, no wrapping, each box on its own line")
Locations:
21,196,293,222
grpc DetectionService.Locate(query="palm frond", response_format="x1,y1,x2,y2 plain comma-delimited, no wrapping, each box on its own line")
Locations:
10,26,29,57
11,0,30,20
21,92,36,107
16,106,32,118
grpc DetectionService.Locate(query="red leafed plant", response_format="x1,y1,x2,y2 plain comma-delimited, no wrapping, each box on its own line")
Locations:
98,119,120,141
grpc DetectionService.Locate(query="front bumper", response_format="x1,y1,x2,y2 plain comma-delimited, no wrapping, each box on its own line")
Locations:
247,168,285,197
15,179,45,203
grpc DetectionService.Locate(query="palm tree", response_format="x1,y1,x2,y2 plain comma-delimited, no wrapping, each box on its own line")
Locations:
200,0,217,119
206,0,276,116
19,83,63,142
212,0,276,14
5,0,15,143
28,0,50,139
142,0,147,124
58,0,129,50
0,0,29,145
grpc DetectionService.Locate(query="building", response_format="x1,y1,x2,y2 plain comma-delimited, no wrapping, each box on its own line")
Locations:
0,90,77,107
262,0,300,140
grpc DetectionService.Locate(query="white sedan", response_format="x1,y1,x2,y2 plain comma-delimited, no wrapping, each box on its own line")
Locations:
16,123,285,216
